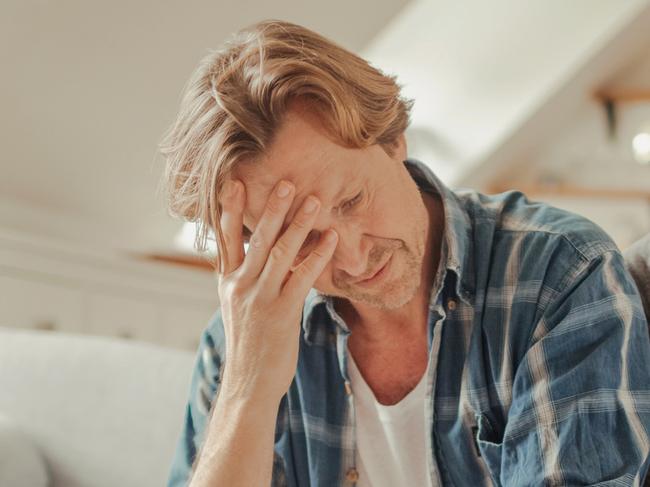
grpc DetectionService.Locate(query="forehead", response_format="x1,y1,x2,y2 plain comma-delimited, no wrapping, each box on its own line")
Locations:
236,153,360,226
232,107,367,226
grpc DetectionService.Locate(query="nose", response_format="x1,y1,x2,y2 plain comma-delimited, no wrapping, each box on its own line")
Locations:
330,226,372,279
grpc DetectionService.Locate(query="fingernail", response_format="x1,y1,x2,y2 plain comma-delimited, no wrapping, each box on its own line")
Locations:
325,229,338,243
277,181,292,198
304,196,319,213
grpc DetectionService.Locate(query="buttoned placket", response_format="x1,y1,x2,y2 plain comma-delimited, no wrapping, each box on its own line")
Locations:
340,331,360,486
326,294,451,487
425,298,447,487
325,300,360,486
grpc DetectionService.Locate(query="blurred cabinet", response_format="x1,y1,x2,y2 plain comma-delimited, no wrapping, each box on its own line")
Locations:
87,293,160,342
0,229,218,351
0,275,85,333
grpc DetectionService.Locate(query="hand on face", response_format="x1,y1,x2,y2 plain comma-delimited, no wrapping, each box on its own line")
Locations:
215,177,338,404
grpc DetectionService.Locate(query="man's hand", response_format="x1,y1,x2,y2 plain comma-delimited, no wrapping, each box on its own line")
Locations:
216,178,338,405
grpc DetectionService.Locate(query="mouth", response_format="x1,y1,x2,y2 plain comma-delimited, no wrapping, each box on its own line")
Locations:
355,254,392,285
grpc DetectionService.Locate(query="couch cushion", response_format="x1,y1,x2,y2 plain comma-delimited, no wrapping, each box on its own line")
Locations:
0,327,196,487
0,412,49,487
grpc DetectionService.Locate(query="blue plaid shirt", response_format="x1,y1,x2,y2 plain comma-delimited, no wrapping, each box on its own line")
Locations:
168,158,650,486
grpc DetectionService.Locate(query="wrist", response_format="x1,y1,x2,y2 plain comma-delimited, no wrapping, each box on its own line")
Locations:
219,375,282,412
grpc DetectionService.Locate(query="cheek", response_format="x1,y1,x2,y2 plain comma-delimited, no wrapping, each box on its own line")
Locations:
368,200,400,235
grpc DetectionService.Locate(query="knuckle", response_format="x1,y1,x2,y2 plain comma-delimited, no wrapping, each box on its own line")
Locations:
270,240,289,260
219,273,245,297
249,232,265,249
250,280,271,301
289,217,308,231
293,262,311,278
230,278,247,294
311,248,326,259
229,286,248,307
265,198,284,216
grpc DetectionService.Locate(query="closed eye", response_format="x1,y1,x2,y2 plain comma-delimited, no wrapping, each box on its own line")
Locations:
339,191,363,212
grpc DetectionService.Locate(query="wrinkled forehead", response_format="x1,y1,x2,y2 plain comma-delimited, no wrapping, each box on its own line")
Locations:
234,156,358,229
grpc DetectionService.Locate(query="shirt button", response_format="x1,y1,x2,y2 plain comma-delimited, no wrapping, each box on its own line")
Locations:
447,298,457,311
344,381,352,395
346,467,359,482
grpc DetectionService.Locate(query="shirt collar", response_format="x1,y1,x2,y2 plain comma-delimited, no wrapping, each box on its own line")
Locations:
300,157,476,344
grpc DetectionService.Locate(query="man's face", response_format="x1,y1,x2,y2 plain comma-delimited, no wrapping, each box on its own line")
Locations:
232,102,429,310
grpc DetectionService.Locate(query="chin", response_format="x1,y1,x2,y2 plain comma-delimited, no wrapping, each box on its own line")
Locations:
341,279,419,310
378,273,421,309
323,256,422,310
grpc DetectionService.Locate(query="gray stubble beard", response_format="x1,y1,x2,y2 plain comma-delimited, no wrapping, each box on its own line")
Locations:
332,238,424,311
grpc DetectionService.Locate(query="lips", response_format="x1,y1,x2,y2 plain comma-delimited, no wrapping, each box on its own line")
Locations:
356,255,390,283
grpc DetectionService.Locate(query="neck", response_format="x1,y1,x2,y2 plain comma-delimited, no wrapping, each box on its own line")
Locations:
336,191,444,347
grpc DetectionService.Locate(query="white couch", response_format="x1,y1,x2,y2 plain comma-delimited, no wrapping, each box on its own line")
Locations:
0,326,196,487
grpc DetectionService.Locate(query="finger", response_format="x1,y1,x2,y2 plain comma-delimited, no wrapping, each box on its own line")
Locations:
239,180,295,278
283,229,338,301
218,179,246,275
258,194,321,291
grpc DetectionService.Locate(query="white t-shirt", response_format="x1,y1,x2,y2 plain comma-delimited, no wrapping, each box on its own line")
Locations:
347,347,435,487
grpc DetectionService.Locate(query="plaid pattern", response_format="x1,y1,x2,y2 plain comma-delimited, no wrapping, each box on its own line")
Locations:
168,158,650,486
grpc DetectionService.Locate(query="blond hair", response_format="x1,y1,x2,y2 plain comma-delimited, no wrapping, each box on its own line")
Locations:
158,19,413,273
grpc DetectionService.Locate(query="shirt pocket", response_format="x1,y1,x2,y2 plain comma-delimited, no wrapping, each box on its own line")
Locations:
474,413,504,485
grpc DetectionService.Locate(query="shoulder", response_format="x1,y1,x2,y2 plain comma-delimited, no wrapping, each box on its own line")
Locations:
454,189,627,308
459,188,619,260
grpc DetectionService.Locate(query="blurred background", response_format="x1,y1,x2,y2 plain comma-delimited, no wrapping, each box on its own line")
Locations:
1,2,650,486
1,0,649,351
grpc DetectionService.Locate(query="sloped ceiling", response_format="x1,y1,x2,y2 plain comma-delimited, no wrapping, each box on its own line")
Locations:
0,0,410,253
456,1,650,191
362,0,650,186
2,0,649,257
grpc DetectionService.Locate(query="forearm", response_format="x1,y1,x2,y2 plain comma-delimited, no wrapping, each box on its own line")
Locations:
188,380,280,487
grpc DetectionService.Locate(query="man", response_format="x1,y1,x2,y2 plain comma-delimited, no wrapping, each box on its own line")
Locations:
159,19,650,486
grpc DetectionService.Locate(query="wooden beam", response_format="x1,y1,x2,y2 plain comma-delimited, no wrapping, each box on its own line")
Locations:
592,89,650,138
486,183,650,201
131,252,216,272
593,89,650,103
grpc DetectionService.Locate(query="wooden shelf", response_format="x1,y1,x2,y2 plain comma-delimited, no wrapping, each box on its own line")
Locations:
593,89,650,103
487,183,650,201
132,253,217,272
